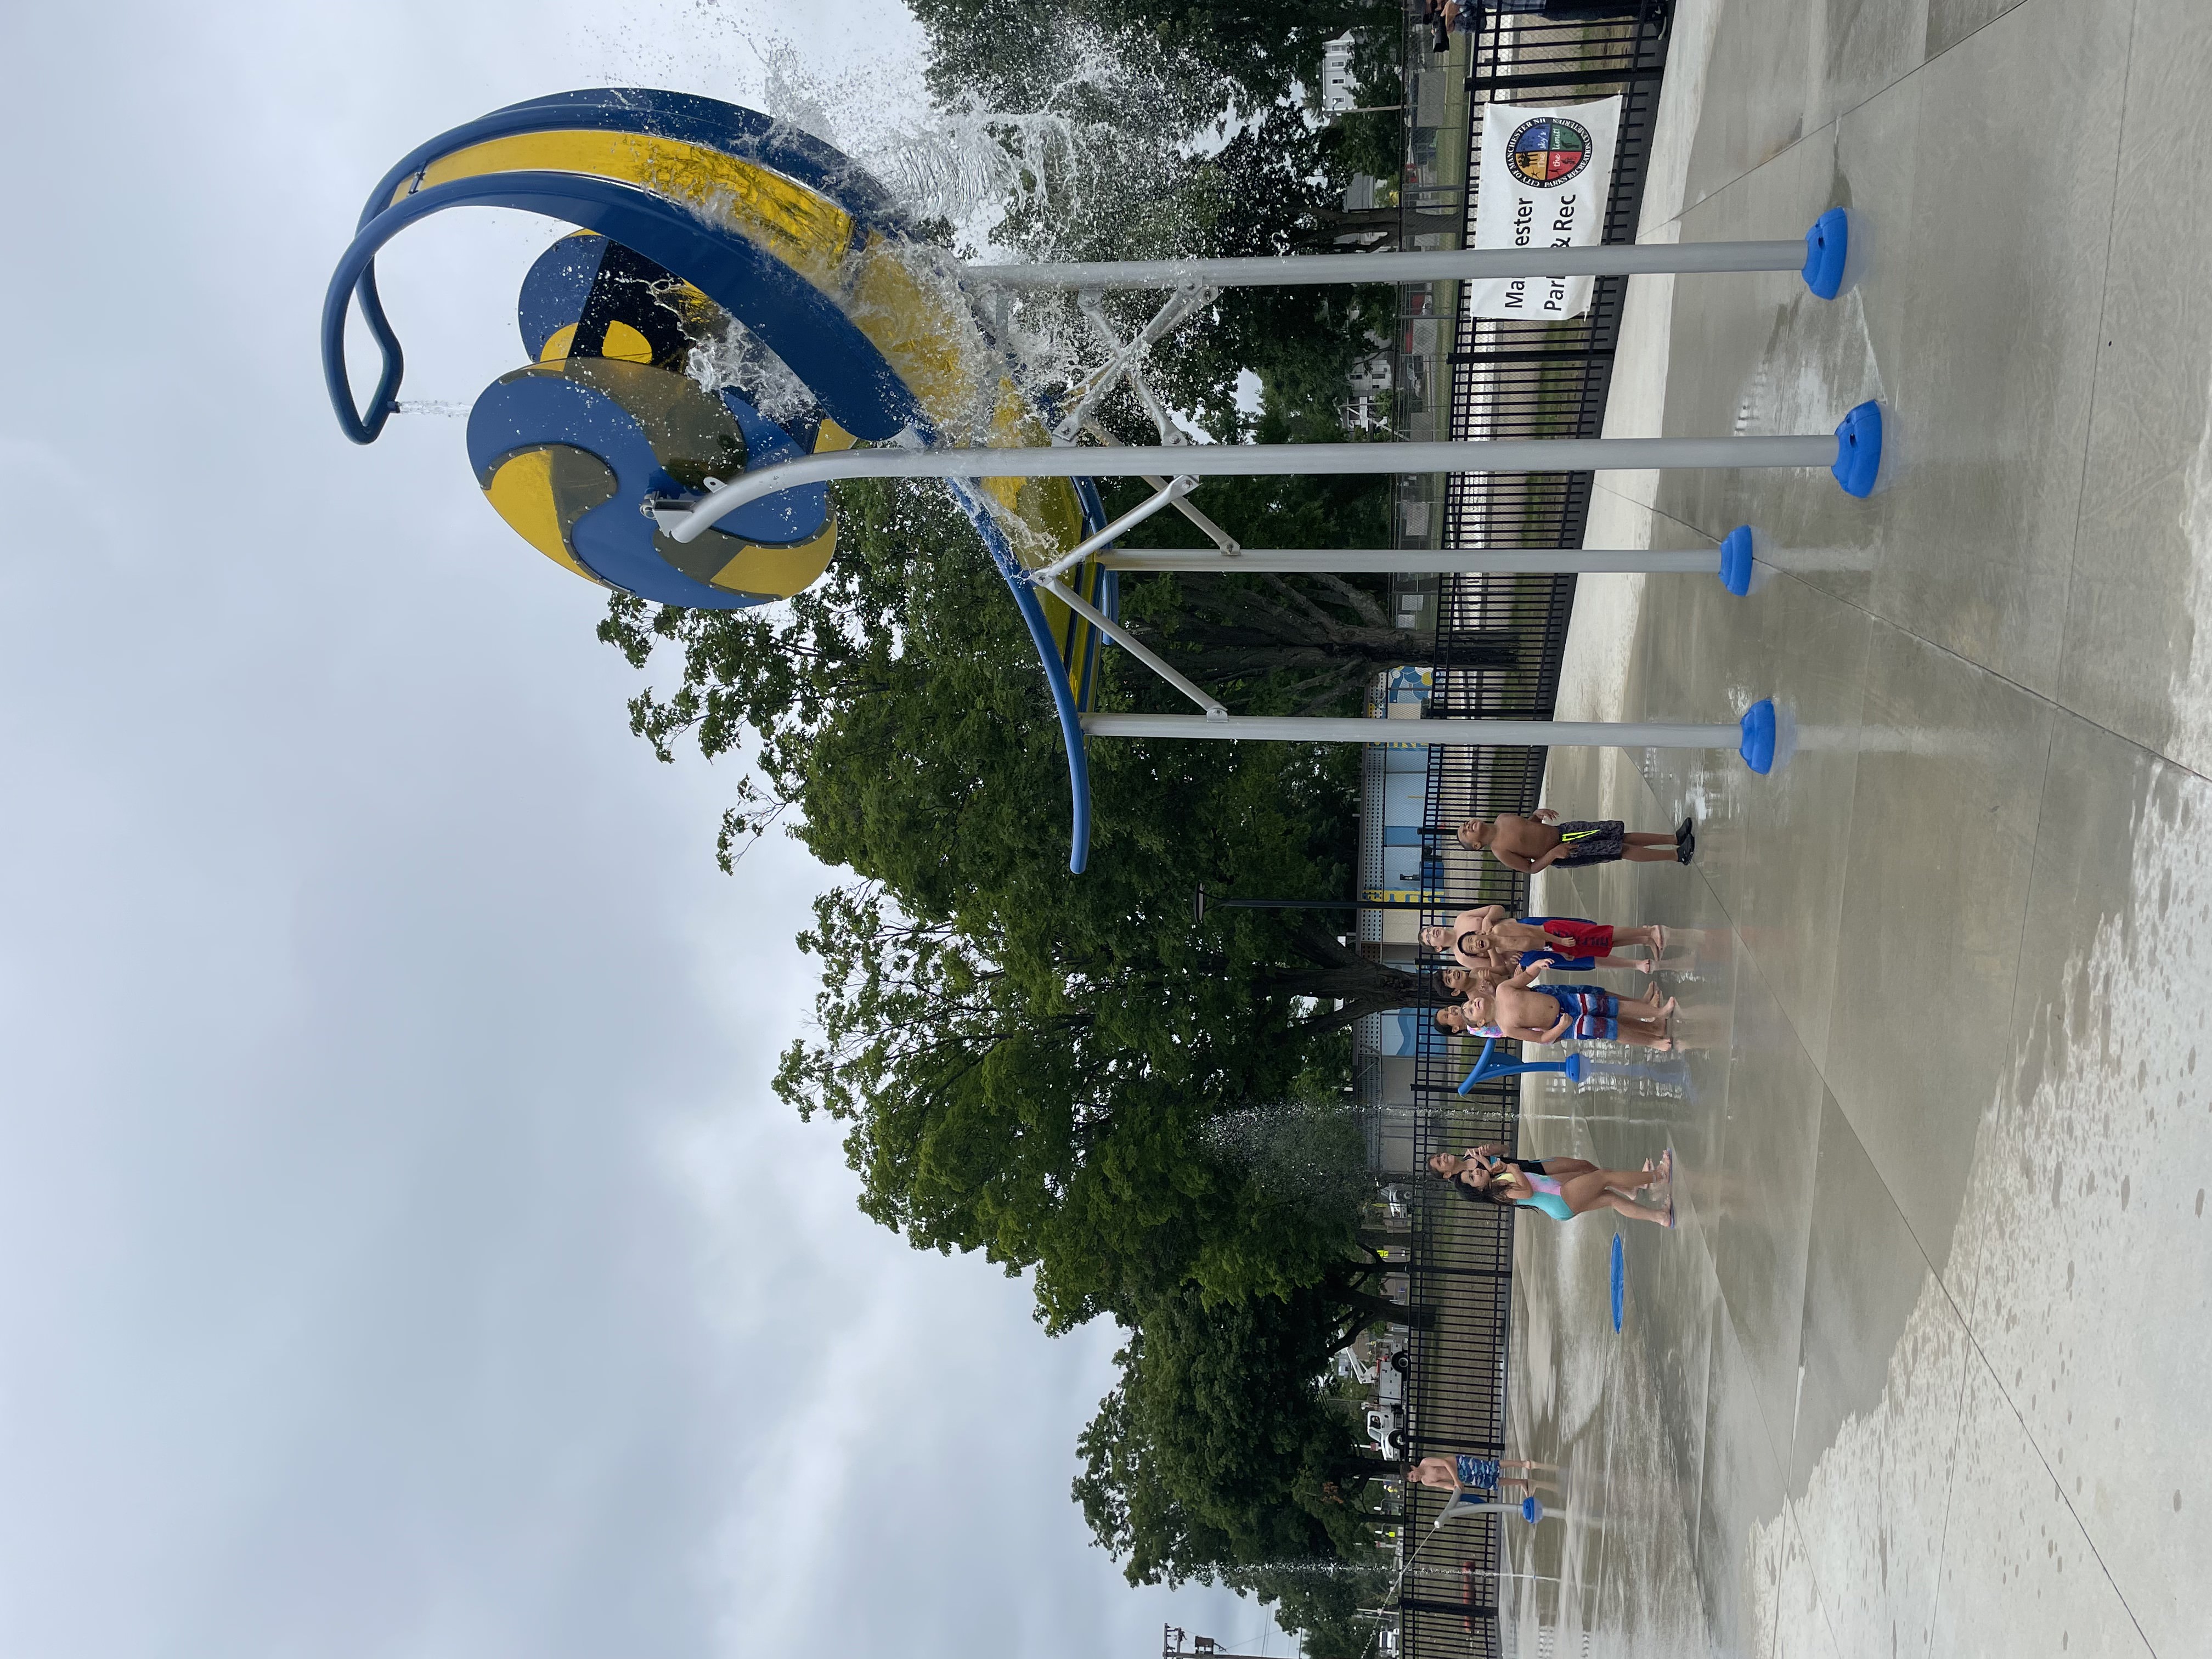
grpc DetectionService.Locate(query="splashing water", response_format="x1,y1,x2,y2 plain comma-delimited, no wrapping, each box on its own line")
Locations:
1199,1098,1374,1215
684,314,824,429
1514,1111,1673,1134
1354,1528,1448,1659
752,31,1186,252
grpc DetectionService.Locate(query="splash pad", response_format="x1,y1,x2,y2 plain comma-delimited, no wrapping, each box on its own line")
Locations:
326,91,1876,871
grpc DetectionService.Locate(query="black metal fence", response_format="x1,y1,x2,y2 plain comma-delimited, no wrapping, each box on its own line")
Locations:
1382,7,1676,1656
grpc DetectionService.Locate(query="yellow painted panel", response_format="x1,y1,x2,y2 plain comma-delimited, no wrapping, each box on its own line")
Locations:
602,319,654,363
708,518,837,598
844,236,975,416
537,314,656,366
484,449,600,584
404,131,853,284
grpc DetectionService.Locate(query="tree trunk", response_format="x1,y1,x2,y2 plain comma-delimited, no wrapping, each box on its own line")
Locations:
1125,572,1522,681
1296,207,1464,251
1336,1289,1435,1331
1139,631,1517,678
1250,929,1446,1035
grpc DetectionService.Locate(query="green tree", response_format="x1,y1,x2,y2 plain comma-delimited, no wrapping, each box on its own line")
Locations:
604,481,1435,1325
910,0,1395,122
1099,405,1519,715
1073,1281,1398,1651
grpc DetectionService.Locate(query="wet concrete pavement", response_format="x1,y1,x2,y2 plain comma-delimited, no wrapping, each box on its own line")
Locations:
1477,1,2212,1652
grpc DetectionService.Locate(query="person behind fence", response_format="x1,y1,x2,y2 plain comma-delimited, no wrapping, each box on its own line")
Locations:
1435,1144,1677,1228
1405,1451,1559,1501
1458,808,1694,870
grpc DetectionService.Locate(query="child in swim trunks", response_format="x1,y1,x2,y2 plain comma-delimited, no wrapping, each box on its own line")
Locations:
1405,1452,1560,1501
1425,910,1669,973
1457,809,1694,870
1446,959,1676,1048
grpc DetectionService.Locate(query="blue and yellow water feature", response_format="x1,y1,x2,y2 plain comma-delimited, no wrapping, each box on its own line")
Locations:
324,89,1115,867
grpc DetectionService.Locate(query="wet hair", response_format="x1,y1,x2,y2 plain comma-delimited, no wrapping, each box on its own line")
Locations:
1431,1155,1508,1206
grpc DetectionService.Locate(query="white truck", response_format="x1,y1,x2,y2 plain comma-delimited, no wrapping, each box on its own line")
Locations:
1365,1403,1407,1455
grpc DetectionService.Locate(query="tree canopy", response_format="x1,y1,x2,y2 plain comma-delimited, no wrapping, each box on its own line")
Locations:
605,477,1433,1322
602,7,1437,1638
1073,1279,1396,1652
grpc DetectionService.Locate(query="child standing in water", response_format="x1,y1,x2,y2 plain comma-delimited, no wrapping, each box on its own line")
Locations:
1435,958,1676,1049
1429,1146,1676,1228
1458,809,1694,869
1423,909,1668,973
1405,1452,1560,1501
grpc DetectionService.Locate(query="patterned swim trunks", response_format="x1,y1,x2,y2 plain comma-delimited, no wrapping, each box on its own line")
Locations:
1455,1453,1502,1489
1553,820,1626,866
1539,984,1619,1040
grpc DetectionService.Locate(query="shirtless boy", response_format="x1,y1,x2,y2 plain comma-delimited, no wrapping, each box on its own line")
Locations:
1436,959,1676,1049
1422,907,1668,973
1457,809,1694,870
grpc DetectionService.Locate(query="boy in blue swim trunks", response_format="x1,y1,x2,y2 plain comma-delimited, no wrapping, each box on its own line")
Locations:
1448,958,1676,1048
1406,1452,1559,1501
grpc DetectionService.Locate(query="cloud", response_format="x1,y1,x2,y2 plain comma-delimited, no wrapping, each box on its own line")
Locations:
0,2,1271,1656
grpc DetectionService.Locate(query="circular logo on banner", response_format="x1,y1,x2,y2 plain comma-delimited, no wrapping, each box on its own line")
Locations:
1505,116,1594,188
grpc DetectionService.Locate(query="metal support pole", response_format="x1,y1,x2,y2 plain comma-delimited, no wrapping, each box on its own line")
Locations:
1079,713,1746,748
1097,546,1720,574
1031,575,1225,718
961,238,1808,291
665,432,1844,539
1191,883,1433,922
1212,898,1431,910
1034,475,1196,582
1143,477,1240,552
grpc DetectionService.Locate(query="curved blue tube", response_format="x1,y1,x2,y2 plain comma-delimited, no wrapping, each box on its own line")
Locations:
323,171,922,445
329,91,1101,872
952,482,1093,875
357,88,910,238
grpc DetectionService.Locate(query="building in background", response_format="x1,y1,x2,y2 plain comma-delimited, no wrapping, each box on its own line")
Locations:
1320,32,1358,114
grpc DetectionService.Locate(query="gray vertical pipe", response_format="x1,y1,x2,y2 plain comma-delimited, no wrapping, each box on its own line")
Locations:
1095,548,1720,574
666,435,1839,540
958,240,1809,290
1079,714,1746,748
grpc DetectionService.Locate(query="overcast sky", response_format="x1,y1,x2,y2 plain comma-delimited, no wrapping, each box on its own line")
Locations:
0,3,1276,1654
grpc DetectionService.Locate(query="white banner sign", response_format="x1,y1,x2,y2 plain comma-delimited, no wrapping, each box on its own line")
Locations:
1467,97,1623,321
